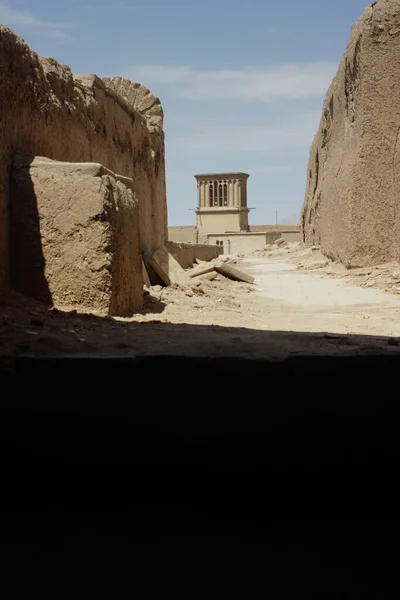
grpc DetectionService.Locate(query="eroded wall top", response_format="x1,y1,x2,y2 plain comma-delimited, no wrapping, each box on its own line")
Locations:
102,76,164,134
0,25,167,296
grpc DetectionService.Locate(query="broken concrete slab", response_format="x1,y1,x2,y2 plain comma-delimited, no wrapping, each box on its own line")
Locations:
274,238,287,247
149,246,190,287
200,271,218,282
218,255,235,263
191,271,218,283
214,262,255,284
188,263,217,278
142,260,151,288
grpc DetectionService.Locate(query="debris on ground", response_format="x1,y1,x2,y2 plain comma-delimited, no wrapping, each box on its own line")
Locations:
142,260,151,287
217,255,232,263
136,254,256,321
248,241,400,296
214,261,255,284
187,258,254,284
148,245,190,287
191,271,218,283
189,263,217,278
2,242,400,359
297,260,330,270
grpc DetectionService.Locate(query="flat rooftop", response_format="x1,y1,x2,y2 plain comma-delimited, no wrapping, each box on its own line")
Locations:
194,172,249,179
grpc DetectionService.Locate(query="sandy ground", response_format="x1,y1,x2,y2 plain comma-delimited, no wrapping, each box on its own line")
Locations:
241,254,400,338
1,242,400,359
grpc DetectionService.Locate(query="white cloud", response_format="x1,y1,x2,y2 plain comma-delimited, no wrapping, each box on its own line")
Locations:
0,2,71,39
127,62,337,103
170,109,321,157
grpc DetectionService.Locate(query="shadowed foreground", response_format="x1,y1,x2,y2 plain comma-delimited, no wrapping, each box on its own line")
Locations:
1,346,399,593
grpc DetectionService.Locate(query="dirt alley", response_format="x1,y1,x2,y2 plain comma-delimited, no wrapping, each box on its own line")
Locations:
1,242,400,360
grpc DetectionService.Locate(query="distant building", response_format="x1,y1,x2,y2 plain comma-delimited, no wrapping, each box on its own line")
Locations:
194,172,250,241
168,171,301,254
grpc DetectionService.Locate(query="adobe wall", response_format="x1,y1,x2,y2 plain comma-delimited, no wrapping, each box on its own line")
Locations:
11,156,142,315
248,226,301,242
301,0,400,267
207,232,281,254
168,226,197,244
168,225,300,246
0,26,167,298
249,225,300,233
196,211,247,235
166,241,223,269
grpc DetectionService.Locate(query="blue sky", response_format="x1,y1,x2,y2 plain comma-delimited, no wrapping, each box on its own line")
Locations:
1,0,370,225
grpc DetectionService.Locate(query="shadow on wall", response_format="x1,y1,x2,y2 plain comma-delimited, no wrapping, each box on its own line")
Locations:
10,154,52,305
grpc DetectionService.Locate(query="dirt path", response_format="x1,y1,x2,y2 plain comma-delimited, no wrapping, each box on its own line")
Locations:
241,256,400,337
1,243,400,359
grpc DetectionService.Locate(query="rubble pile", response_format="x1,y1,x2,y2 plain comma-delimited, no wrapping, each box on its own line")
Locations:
142,255,255,316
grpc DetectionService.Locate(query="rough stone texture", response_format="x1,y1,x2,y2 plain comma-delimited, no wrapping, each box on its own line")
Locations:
11,155,142,315
0,26,167,299
301,0,400,268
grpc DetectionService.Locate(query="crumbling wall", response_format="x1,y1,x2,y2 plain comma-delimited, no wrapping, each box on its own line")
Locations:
301,0,400,267
166,241,223,269
11,156,142,315
0,26,167,299
102,76,164,134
